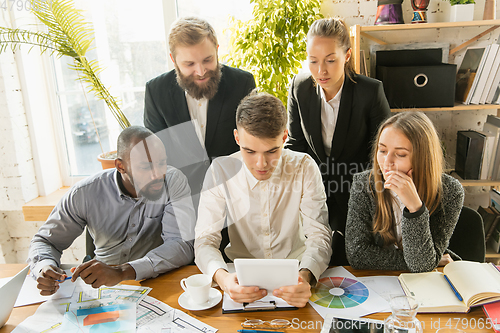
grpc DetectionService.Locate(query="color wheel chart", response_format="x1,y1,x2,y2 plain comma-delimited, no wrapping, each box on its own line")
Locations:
311,277,369,309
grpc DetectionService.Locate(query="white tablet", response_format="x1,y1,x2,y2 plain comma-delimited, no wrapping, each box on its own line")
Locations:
234,258,299,292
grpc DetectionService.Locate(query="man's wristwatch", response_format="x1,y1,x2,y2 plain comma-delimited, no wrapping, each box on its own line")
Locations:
299,268,316,286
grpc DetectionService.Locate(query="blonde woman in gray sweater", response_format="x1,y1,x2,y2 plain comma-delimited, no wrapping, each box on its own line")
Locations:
345,112,464,272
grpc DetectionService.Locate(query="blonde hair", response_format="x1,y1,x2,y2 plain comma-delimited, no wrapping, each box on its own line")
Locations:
307,17,355,80
369,112,444,246
168,17,218,58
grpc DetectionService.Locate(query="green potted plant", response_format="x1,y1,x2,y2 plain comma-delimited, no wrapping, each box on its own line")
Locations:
0,0,130,169
448,0,475,22
225,0,323,105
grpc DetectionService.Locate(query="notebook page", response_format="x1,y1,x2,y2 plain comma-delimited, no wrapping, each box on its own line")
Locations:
444,261,500,306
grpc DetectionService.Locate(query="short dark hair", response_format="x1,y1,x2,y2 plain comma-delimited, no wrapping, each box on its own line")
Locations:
235,90,287,139
117,126,155,161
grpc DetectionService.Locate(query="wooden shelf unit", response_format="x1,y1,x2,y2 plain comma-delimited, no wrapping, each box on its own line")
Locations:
22,187,69,221
450,172,500,187
486,244,500,263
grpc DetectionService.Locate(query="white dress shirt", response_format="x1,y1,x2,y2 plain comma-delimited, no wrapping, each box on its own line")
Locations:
320,84,343,156
28,168,195,281
194,149,332,281
185,92,208,146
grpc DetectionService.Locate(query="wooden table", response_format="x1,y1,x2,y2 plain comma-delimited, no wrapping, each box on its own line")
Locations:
0,264,493,332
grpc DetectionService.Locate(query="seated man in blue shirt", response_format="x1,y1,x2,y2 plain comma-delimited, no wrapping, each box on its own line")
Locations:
28,126,195,295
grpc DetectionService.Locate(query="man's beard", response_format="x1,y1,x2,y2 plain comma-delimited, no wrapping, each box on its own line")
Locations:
175,62,222,100
136,178,166,202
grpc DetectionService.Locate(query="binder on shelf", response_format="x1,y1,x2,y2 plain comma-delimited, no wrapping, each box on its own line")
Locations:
479,44,500,104
455,131,486,180
467,45,491,104
488,215,500,253
491,189,500,212
455,46,487,104
360,50,367,76
472,44,499,104
477,130,496,180
483,301,500,333
221,294,297,313
376,48,456,108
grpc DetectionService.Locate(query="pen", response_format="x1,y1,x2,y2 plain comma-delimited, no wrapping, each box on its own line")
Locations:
443,274,463,301
491,262,500,274
238,330,284,333
56,276,71,282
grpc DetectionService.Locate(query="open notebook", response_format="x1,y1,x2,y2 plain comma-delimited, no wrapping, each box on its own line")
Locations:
399,261,500,313
0,266,29,328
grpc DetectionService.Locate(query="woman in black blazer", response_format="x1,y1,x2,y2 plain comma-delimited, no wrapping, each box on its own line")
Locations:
286,18,391,266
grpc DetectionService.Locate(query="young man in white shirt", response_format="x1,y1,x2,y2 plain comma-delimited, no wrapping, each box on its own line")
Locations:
194,91,332,308
144,17,255,213
29,127,195,295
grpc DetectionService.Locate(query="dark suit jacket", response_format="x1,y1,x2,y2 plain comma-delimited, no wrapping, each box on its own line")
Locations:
144,65,255,241
286,73,390,265
144,65,255,159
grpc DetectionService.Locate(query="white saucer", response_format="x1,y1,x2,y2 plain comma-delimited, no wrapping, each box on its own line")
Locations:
178,288,222,311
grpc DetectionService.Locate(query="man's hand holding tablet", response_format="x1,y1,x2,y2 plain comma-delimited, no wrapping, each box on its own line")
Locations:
214,259,313,308
273,270,313,308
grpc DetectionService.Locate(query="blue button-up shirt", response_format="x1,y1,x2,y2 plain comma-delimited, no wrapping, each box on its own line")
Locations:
28,167,195,280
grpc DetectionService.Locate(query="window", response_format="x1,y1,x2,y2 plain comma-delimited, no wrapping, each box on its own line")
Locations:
176,0,253,59
54,0,168,177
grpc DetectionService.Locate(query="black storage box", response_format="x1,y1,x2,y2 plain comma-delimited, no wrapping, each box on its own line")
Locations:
378,64,457,108
375,48,456,108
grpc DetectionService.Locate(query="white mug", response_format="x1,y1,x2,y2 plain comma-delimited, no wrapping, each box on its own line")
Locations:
180,274,211,304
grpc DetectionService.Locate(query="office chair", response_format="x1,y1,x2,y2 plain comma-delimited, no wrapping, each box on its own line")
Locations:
189,223,231,265
448,206,485,263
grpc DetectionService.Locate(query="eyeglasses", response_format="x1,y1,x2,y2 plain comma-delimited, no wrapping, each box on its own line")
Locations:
241,319,291,329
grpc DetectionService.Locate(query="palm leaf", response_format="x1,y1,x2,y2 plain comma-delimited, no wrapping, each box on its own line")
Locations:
71,57,130,129
0,27,64,55
30,0,93,56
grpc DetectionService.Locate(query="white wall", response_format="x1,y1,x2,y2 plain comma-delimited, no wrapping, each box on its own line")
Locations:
0,9,37,263
324,0,500,209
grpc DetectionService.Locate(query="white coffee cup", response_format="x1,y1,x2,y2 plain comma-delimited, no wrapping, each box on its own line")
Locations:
180,274,212,304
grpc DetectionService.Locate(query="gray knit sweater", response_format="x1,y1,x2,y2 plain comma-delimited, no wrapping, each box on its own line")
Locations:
345,170,464,272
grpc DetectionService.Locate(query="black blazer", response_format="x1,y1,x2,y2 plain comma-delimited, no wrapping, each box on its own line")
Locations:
286,73,391,235
143,65,255,159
